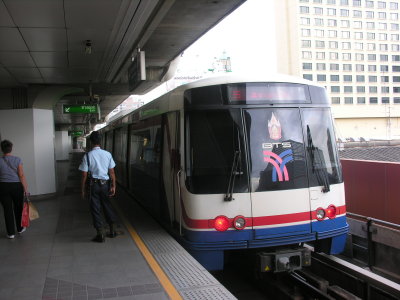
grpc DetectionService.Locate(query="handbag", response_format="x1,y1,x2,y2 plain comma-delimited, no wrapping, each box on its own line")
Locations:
29,201,39,220
21,199,30,227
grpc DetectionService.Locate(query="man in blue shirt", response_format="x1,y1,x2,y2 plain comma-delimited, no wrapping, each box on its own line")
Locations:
79,131,117,242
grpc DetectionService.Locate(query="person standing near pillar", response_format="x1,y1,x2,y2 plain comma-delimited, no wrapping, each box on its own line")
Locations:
79,131,117,242
0,140,29,239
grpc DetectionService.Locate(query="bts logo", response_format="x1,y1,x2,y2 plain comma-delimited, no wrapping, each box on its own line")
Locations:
263,149,293,182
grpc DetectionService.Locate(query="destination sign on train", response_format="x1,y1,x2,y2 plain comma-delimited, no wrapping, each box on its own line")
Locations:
63,105,98,114
227,83,309,103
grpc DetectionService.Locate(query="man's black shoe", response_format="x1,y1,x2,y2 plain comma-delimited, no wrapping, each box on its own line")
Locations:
92,233,105,243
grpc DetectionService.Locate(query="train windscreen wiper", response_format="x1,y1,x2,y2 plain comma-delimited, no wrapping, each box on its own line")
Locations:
307,126,330,193
224,150,241,201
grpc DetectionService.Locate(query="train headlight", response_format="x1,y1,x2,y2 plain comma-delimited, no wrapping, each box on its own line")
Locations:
316,208,325,221
214,215,230,231
326,205,337,219
233,216,246,230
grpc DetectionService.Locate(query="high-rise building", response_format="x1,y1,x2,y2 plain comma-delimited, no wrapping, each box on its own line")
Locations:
275,0,400,140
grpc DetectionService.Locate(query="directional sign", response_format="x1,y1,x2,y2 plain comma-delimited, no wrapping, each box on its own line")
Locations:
63,105,98,114
69,131,83,137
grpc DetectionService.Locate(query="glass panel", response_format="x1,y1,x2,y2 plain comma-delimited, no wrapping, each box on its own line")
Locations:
114,127,128,187
244,109,307,192
105,131,113,152
302,108,342,190
185,110,248,194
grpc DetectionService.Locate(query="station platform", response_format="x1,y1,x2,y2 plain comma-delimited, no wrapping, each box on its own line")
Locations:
0,152,236,300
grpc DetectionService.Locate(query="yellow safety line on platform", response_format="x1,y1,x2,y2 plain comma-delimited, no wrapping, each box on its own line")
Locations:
113,203,183,300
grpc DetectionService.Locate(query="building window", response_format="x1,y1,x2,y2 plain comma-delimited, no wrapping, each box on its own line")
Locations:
366,11,374,19
378,22,387,30
355,53,364,60
330,63,340,71
343,64,352,71
369,97,378,104
314,7,323,15
353,0,361,6
391,13,398,20
303,63,312,70
394,87,400,93
340,9,349,17
316,52,325,59
331,86,340,93
356,75,365,82
328,30,337,37
379,33,388,40
381,76,389,82
331,97,340,104
380,44,388,51
393,55,400,61
300,6,310,14
344,86,353,93
301,17,311,25
392,44,400,51
302,29,311,37
369,86,378,93
382,86,390,93
353,10,362,18
369,76,377,82
327,8,336,16
354,21,362,29
344,75,353,82
378,1,386,9
393,76,400,82
382,97,390,104
381,65,389,72
367,43,376,50
365,1,374,8
380,55,389,61
331,75,340,81
302,51,312,59
341,0,349,5
342,31,351,39
343,53,352,60
315,29,324,37
357,97,366,104
328,19,337,27
366,22,375,29
367,33,375,40
345,97,353,104
316,63,326,70
315,40,325,48
357,86,366,93
329,41,338,48
355,43,364,50
368,65,377,71
393,66,400,72
378,12,387,19
394,97,400,103
342,42,351,50
341,20,350,27
330,52,339,60
315,18,324,26
302,40,311,48
390,2,399,10
356,64,365,71
391,23,399,31
327,0,336,4
303,74,313,81
368,54,377,61
392,34,400,41
317,75,326,81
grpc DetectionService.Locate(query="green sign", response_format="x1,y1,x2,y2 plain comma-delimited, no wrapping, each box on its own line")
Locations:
63,105,98,114
70,131,83,137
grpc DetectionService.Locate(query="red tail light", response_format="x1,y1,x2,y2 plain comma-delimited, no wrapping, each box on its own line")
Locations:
326,205,337,219
214,215,230,231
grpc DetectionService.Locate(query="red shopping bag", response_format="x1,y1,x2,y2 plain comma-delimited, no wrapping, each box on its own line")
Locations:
21,201,30,227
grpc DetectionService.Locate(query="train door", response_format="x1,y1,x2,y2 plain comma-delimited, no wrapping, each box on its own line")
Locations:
162,112,180,225
301,108,343,233
243,108,312,239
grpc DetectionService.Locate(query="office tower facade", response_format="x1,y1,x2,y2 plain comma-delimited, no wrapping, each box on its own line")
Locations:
275,0,400,140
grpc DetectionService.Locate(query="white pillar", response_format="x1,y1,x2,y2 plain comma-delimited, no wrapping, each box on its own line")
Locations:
0,108,56,196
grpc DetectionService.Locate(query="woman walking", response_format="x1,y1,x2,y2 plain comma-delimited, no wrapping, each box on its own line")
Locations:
0,140,29,239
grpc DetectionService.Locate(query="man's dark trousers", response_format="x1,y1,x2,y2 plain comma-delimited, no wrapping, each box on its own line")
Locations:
89,181,116,230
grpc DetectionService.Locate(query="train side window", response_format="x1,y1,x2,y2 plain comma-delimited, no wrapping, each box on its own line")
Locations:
185,109,248,194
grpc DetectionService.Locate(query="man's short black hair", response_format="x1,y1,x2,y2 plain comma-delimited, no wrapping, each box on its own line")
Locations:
1,140,13,154
90,131,101,145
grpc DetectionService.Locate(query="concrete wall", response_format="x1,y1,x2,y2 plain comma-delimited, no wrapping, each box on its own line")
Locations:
0,108,56,195
55,131,69,160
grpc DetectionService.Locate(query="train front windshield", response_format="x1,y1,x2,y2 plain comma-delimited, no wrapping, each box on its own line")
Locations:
185,83,342,194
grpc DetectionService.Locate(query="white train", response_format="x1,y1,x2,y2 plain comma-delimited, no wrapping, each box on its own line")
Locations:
99,74,348,271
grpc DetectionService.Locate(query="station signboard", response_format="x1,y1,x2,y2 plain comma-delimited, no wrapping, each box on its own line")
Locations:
63,104,98,114
69,130,83,137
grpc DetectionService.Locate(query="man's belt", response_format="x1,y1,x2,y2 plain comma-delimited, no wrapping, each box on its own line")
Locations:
91,178,109,185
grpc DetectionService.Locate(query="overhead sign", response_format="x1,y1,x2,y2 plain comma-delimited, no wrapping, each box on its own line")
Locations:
70,131,83,137
63,104,98,114
128,51,146,91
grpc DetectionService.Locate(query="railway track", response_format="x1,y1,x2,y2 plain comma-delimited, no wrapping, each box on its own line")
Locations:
258,248,400,300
